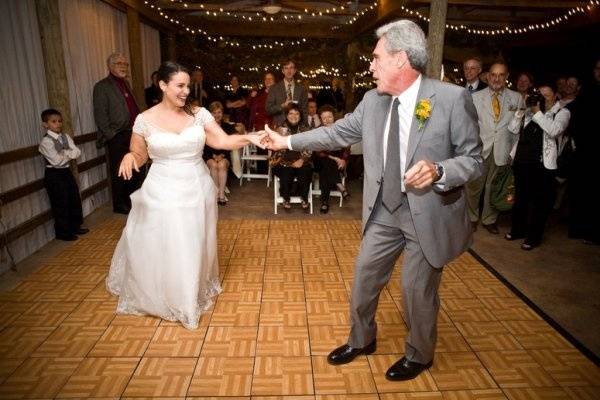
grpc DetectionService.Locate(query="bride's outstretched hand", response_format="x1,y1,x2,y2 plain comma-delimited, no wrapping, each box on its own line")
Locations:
248,131,268,149
264,125,287,151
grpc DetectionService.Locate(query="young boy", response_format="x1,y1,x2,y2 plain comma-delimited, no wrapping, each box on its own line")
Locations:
39,108,89,241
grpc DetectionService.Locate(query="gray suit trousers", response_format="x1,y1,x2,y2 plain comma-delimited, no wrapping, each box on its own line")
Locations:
348,193,443,364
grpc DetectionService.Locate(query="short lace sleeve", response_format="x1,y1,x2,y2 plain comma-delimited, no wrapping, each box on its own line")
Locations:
195,107,215,126
132,114,149,138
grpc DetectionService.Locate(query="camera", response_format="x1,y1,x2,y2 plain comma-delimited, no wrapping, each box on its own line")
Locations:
525,89,544,111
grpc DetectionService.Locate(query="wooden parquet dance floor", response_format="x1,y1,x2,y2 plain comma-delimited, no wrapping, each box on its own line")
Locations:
1,217,599,399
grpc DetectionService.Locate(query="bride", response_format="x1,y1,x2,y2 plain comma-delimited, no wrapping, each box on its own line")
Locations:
106,61,266,329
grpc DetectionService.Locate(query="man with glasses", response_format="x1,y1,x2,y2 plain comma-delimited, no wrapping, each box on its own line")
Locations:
93,52,144,214
463,57,486,93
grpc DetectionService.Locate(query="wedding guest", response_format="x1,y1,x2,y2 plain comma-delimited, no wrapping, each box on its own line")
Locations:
225,75,249,128
248,72,275,131
39,108,89,241
205,101,236,205
269,103,312,211
506,83,570,250
93,52,144,214
144,70,161,108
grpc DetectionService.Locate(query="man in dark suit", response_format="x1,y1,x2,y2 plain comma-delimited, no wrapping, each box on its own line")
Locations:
93,52,144,214
463,57,487,93
266,19,483,381
189,68,211,107
266,60,308,126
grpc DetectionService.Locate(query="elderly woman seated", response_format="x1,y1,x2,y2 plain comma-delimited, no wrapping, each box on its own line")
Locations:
204,101,242,205
269,103,313,211
312,105,350,213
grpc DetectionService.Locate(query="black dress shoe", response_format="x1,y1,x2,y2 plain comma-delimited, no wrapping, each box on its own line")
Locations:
76,228,90,235
386,356,433,381
483,223,499,234
327,340,376,365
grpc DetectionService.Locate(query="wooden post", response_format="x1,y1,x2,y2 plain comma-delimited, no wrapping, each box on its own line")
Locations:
35,0,78,178
426,0,448,80
126,6,145,108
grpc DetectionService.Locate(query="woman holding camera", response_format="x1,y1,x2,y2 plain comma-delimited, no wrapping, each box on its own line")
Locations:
506,84,570,250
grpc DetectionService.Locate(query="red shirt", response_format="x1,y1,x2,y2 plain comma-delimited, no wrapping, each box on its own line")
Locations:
110,74,140,129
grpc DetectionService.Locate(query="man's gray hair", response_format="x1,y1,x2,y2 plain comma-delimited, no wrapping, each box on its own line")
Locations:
106,52,126,68
376,20,428,73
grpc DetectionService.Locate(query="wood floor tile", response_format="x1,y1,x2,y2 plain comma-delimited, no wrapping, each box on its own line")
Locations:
61,300,116,327
502,387,571,399
187,357,254,397
260,301,307,326
211,300,260,326
122,357,196,397
56,357,139,398
306,300,349,326
0,326,55,358
308,325,351,355
88,326,157,357
256,325,310,356
440,389,508,399
380,393,443,399
428,352,498,391
0,357,82,399
252,356,314,396
201,326,257,357
145,326,207,357
367,354,438,393
312,355,377,394
500,321,573,350
454,321,523,351
31,325,105,358
527,349,600,387
477,350,558,388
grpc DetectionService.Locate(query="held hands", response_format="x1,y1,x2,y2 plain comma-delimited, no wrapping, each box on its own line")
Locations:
118,153,139,180
247,131,269,150
262,125,288,151
404,160,438,189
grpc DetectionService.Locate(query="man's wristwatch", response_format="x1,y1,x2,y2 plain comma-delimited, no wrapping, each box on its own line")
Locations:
432,162,444,183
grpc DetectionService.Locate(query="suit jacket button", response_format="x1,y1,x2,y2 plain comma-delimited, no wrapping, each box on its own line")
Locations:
368,206,373,211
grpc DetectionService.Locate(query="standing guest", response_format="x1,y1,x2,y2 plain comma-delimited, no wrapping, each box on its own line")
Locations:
312,105,349,213
39,109,89,241
307,99,321,129
266,60,308,126
560,76,580,107
204,101,236,205
568,59,600,245
332,77,346,113
269,103,313,212
93,52,144,214
468,62,522,233
463,57,487,93
556,77,567,100
265,19,482,380
506,83,570,249
144,71,161,108
515,72,534,100
248,72,275,131
225,75,249,128
189,68,209,107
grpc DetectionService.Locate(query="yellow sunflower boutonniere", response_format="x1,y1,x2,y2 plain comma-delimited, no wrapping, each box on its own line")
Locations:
414,99,432,130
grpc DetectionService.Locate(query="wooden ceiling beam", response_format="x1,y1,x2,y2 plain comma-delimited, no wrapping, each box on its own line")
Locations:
193,19,346,39
407,0,586,9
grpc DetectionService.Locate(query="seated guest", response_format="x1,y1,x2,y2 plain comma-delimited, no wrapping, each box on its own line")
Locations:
506,83,570,250
312,105,350,213
269,103,313,211
205,101,237,205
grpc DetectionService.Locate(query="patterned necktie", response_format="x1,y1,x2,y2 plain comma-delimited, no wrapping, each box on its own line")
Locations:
468,84,473,92
309,116,315,128
59,134,70,150
492,92,501,122
382,98,402,213
286,83,292,101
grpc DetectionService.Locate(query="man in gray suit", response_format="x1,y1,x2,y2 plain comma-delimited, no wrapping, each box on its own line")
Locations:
93,52,144,214
265,20,482,380
467,62,522,233
266,60,308,126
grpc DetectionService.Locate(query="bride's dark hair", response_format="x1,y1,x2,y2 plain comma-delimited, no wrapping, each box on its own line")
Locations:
157,61,194,116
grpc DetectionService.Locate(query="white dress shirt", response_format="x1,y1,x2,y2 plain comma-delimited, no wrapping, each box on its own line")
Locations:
465,79,481,91
307,114,321,128
38,130,81,168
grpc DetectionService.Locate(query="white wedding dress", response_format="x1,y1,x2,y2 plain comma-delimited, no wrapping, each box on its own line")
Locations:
106,108,222,329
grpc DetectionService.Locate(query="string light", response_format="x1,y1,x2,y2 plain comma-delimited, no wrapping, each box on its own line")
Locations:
346,1,378,25
398,0,599,36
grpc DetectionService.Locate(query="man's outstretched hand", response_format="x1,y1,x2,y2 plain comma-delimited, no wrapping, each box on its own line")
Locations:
263,125,289,151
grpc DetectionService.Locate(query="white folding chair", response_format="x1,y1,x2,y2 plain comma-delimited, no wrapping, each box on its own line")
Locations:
273,175,313,214
239,144,271,186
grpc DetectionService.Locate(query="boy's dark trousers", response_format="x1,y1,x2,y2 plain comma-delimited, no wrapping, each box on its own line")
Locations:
44,167,83,239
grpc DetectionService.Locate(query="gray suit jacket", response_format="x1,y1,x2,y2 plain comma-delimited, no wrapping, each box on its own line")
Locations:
93,75,138,141
291,78,483,268
266,80,308,126
471,87,522,166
